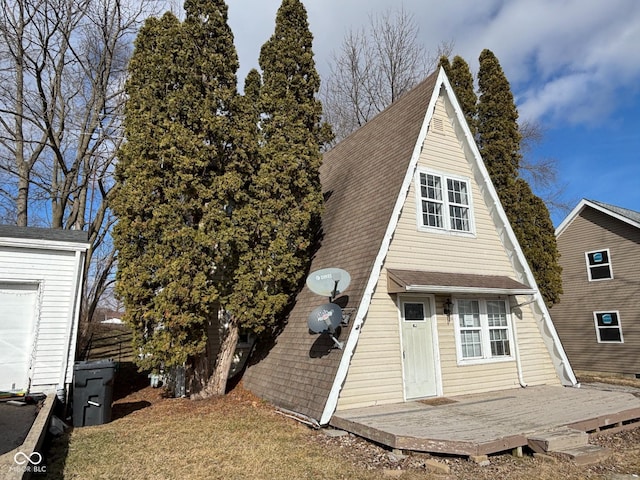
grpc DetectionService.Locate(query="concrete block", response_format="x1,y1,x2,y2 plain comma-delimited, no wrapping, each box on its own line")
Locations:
469,454,490,466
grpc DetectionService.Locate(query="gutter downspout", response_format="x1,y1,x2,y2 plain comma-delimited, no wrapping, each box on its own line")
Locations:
510,307,527,388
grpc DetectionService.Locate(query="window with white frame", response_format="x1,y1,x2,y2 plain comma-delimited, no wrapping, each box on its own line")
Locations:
455,298,512,363
585,249,613,281
593,311,623,343
418,171,473,233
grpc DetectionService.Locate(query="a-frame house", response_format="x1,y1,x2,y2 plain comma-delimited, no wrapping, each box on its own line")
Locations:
243,68,577,426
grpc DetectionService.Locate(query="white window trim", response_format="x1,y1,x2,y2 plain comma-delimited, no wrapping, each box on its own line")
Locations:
593,310,624,344
415,168,475,236
585,248,614,282
453,298,515,366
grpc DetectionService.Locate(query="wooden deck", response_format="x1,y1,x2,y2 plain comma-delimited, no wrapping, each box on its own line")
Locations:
330,385,640,456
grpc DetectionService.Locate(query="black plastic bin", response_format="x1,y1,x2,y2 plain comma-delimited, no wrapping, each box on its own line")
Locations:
72,359,116,427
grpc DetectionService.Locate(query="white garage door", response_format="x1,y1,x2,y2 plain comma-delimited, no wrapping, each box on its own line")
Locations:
0,284,38,392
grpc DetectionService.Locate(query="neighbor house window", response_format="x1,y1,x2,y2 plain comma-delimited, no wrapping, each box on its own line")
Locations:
418,170,473,233
455,299,512,363
594,311,623,343
585,249,613,281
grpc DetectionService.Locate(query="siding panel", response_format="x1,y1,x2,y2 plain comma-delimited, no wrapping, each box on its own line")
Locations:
337,94,560,410
551,207,640,375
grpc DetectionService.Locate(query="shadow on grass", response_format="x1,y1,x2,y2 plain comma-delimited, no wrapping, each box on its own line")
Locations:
111,361,153,420
112,400,151,420
113,362,150,401
42,429,70,479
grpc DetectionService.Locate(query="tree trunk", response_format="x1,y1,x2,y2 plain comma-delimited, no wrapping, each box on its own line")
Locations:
16,165,29,227
191,315,239,399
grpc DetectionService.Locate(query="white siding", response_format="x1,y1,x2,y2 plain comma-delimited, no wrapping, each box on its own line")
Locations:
337,94,559,411
0,246,83,392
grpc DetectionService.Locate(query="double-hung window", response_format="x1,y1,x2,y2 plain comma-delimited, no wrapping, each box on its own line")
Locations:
593,311,623,343
585,249,613,281
455,299,513,364
418,170,473,233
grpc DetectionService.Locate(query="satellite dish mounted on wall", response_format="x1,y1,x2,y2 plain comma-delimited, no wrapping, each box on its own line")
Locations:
306,268,351,300
307,303,344,350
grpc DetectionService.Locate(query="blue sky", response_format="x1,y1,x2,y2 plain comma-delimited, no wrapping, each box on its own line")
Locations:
226,0,640,225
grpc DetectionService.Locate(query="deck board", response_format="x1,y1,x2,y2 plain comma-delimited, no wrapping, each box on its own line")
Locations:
331,385,640,456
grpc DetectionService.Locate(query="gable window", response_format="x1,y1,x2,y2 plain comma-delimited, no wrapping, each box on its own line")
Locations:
455,298,512,364
418,170,473,233
585,249,613,281
594,311,623,343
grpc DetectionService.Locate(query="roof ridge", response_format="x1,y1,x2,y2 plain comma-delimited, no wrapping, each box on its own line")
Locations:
325,71,439,152
588,199,640,223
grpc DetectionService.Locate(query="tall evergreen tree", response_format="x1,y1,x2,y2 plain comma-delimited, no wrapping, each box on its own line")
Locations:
476,49,562,306
193,69,262,398
112,0,240,391
253,0,328,308
192,0,330,397
438,55,477,138
231,0,326,335
510,179,563,305
477,49,521,193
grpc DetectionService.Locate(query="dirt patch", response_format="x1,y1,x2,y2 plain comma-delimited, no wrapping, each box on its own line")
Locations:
312,425,640,479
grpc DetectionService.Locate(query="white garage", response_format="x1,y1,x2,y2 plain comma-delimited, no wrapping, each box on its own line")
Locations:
0,226,89,399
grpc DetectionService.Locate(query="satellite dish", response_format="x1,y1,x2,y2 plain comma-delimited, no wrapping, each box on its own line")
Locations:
306,268,351,299
308,303,344,350
307,303,343,334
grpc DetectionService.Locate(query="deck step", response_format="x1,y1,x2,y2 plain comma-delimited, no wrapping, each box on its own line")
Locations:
527,427,589,453
556,445,612,465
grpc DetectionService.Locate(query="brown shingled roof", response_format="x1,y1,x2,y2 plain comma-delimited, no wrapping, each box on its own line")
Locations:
243,72,439,422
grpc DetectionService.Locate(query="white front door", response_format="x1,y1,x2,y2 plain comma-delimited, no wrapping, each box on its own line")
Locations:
401,299,437,399
0,284,38,392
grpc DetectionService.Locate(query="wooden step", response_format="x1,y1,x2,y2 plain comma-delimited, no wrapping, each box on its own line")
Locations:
527,427,589,453
556,445,611,465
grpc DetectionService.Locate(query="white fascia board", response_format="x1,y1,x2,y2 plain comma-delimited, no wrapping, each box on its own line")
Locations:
439,70,578,387
0,237,90,252
319,71,445,426
555,199,588,237
557,199,640,237
405,285,536,295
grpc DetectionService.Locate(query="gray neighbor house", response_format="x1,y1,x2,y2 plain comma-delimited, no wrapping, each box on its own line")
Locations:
242,68,577,426
550,199,640,377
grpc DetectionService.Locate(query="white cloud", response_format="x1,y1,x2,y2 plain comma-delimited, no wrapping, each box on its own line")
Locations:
227,0,640,126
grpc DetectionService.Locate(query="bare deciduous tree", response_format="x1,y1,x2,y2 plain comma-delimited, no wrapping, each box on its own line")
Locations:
322,7,452,143
519,119,572,216
0,0,158,330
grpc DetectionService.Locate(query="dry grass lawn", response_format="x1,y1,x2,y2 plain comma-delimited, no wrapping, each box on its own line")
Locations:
44,366,640,480
47,372,389,480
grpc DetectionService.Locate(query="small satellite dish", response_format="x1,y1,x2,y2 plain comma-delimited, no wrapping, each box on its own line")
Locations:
308,303,344,350
306,268,351,299
308,303,343,334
